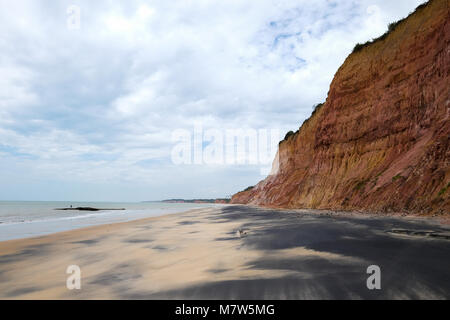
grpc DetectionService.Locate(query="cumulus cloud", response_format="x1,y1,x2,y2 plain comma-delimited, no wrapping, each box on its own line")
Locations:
0,0,426,201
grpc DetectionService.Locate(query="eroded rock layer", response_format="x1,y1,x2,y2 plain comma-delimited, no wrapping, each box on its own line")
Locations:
232,0,449,215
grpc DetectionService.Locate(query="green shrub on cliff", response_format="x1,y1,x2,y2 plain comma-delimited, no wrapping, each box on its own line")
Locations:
352,1,430,54
284,131,295,140
392,174,404,182
354,180,367,191
280,129,299,145
352,42,366,53
438,182,450,197
311,103,324,115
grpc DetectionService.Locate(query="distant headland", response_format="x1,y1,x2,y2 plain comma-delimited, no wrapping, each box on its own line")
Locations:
151,199,230,204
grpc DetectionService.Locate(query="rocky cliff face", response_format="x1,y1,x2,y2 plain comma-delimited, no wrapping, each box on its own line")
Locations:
232,0,450,215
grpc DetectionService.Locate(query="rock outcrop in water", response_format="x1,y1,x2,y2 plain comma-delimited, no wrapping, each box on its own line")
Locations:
55,207,125,211
232,0,450,215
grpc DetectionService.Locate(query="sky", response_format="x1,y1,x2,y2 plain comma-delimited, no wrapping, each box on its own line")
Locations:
0,0,426,202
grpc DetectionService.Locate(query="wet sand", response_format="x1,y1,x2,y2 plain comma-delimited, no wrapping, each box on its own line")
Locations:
0,205,449,299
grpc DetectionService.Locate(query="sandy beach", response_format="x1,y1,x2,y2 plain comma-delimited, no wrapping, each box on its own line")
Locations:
0,205,449,300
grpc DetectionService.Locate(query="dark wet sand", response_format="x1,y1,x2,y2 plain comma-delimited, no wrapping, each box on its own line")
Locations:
0,205,449,299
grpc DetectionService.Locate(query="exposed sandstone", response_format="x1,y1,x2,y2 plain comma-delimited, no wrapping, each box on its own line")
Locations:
232,0,449,215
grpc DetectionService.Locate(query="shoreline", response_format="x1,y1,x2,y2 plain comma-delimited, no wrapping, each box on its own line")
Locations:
1,204,448,245
0,207,203,248
0,203,224,242
1,205,449,299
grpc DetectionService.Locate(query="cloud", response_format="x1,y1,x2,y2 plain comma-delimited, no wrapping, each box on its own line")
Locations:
0,0,426,201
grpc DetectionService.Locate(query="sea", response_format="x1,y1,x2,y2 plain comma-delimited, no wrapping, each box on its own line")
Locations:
0,201,221,241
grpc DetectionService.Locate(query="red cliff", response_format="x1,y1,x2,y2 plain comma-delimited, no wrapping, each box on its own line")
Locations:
232,0,450,215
